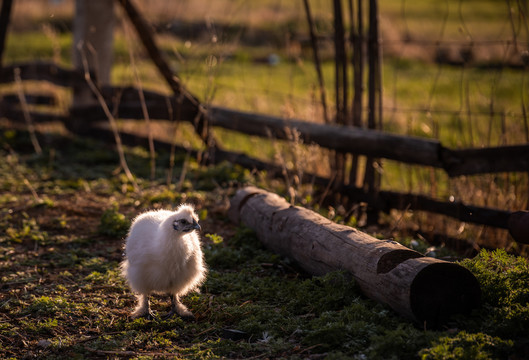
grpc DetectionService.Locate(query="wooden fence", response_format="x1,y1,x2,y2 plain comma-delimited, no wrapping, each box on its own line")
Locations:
1,60,528,241
1,0,528,247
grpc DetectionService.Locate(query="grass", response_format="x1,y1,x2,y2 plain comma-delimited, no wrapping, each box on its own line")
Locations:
384,58,529,145
3,32,71,65
0,127,529,359
380,0,529,42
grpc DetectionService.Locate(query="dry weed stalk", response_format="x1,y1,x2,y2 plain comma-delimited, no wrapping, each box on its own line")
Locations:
271,134,293,201
13,67,41,155
165,96,177,186
77,41,139,193
175,152,191,193
42,23,61,64
271,125,327,206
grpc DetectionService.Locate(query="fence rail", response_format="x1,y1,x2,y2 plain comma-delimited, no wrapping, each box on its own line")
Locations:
3,62,528,178
208,107,529,177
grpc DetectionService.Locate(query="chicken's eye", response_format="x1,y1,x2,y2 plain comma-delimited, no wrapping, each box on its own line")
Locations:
180,219,187,225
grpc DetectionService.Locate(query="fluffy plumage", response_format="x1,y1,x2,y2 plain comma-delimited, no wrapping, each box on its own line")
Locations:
121,204,207,319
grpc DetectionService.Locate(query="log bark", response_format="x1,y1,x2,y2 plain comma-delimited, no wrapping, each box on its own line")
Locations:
229,186,481,328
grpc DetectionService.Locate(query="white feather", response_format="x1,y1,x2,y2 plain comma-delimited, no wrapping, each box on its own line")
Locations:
120,204,206,318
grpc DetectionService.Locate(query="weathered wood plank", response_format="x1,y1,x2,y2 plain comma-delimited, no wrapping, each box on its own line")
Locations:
0,62,86,87
229,186,481,327
340,186,512,229
0,104,69,123
208,106,529,176
209,106,443,167
2,93,56,106
3,64,526,177
441,146,529,176
508,211,529,244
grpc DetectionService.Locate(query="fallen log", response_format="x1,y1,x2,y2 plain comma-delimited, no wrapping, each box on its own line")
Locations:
229,186,481,328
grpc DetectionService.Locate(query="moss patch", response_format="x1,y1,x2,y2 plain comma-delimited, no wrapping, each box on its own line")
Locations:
1,126,528,359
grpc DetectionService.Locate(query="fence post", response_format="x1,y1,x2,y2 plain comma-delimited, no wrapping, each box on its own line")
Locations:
364,0,382,224
0,0,13,78
349,0,365,187
333,0,348,188
302,0,330,125
72,0,115,108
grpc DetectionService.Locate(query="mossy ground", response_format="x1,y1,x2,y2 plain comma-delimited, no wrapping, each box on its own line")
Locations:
1,127,528,359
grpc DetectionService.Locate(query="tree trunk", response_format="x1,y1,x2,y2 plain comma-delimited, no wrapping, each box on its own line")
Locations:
229,186,481,328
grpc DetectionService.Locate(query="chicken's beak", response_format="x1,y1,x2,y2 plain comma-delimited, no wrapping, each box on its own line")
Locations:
192,220,201,231
182,220,201,233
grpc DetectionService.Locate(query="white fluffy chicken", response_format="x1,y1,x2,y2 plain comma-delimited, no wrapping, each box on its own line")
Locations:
121,204,206,319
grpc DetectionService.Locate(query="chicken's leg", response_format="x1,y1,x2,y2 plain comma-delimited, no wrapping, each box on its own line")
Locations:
164,294,194,319
131,293,155,319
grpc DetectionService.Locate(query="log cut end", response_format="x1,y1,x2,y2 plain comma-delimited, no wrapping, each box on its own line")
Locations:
410,262,481,328
228,186,269,224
